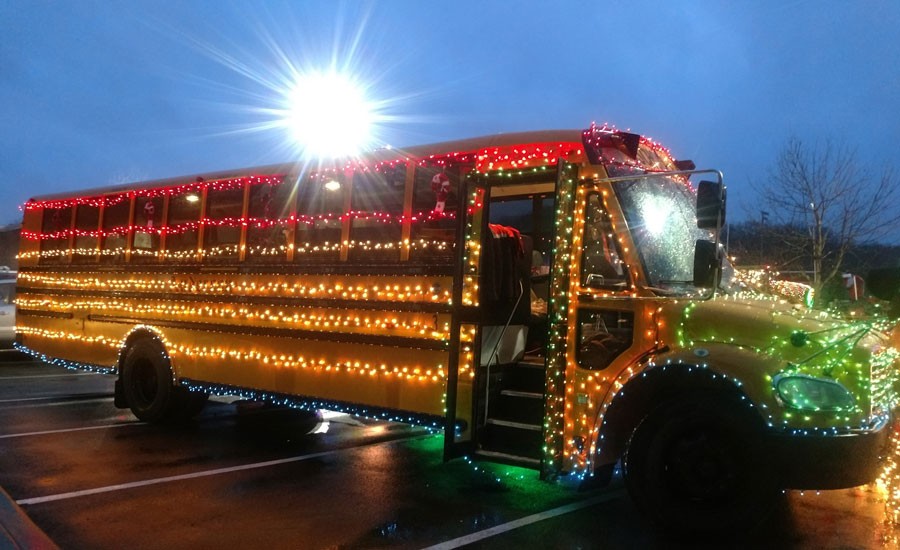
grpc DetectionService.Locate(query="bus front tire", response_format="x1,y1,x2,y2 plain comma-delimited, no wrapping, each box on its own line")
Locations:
622,396,776,535
121,338,206,423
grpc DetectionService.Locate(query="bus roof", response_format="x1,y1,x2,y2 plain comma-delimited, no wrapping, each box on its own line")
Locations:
26,129,585,204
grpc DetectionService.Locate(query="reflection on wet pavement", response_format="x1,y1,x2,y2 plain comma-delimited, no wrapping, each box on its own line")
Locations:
877,423,900,547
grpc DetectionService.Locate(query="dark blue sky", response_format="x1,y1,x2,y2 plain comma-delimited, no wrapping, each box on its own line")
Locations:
1,1,898,226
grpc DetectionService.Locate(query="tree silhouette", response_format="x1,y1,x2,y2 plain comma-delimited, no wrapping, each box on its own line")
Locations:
752,137,900,301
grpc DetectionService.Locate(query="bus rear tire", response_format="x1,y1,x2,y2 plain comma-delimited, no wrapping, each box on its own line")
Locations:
121,338,206,423
622,396,776,535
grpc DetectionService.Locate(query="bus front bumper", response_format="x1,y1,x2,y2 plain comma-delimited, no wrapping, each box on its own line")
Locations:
767,414,893,490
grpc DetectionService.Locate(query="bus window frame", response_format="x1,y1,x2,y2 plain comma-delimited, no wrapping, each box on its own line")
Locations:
346,166,407,263
164,188,203,262
38,205,75,265
203,182,247,262
100,194,135,263
72,202,101,264
578,190,631,293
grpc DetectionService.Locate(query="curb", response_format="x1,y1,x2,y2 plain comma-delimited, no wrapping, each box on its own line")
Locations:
0,487,57,549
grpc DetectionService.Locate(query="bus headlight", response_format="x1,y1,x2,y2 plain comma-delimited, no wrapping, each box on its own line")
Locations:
773,374,855,411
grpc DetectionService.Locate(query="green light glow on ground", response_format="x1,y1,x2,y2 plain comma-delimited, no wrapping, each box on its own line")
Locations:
403,436,589,512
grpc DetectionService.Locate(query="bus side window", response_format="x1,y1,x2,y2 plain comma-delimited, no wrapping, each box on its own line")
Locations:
577,309,634,370
247,179,294,262
347,166,405,262
409,165,460,263
204,184,244,261
295,176,344,262
581,194,627,289
132,195,163,262
39,206,73,264
165,190,202,262
101,195,131,262
72,202,100,263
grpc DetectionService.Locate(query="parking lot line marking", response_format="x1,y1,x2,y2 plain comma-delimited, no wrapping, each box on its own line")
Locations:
0,422,137,439
0,396,113,408
16,434,426,506
420,489,628,550
0,373,98,381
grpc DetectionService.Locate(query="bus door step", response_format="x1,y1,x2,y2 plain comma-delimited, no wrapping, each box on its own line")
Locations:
478,418,543,461
474,449,541,470
486,418,541,430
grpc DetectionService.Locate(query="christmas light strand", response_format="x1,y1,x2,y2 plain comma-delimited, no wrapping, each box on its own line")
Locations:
17,296,452,340
16,325,468,382
25,175,284,211
22,210,457,241
17,271,454,304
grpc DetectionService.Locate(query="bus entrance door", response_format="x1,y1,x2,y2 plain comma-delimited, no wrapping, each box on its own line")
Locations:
468,161,579,469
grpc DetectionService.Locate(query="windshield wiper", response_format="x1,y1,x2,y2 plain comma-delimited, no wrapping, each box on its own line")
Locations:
646,280,705,297
644,286,680,296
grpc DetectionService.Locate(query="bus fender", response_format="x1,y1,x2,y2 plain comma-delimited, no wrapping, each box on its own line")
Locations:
114,326,172,409
592,358,765,472
116,326,173,377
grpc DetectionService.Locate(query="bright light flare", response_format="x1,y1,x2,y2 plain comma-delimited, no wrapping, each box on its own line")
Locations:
285,71,375,158
641,196,674,236
170,12,422,163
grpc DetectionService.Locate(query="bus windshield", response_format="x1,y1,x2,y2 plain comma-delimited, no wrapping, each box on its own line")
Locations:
612,174,713,294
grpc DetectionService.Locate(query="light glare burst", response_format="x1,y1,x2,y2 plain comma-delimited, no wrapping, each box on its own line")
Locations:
157,7,427,164
284,71,375,158
641,195,674,236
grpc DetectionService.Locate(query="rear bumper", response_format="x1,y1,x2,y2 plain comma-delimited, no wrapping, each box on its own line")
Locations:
767,414,892,489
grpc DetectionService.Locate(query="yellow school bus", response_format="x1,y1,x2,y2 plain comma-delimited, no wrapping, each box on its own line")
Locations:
15,123,899,531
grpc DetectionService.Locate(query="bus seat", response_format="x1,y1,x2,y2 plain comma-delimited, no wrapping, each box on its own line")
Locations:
481,225,531,325
480,324,528,366
478,225,532,365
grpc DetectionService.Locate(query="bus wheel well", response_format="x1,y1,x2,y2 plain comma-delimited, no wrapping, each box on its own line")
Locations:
593,364,763,472
117,329,167,375
118,333,206,423
622,393,778,533
114,329,168,410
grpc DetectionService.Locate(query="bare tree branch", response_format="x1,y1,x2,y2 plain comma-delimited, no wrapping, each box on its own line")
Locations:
751,136,900,303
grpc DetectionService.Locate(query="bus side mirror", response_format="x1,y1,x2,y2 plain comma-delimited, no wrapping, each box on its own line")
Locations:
693,239,720,288
696,180,726,229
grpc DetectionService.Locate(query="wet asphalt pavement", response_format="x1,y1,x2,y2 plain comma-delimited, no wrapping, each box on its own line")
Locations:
0,350,895,549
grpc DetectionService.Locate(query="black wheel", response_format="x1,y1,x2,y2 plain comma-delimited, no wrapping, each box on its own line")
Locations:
121,338,206,423
623,396,777,535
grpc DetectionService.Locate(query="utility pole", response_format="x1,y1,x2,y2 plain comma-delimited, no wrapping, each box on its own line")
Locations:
759,210,769,266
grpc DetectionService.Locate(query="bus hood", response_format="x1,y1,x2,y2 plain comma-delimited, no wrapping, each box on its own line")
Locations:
681,296,900,413
681,297,839,353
